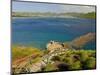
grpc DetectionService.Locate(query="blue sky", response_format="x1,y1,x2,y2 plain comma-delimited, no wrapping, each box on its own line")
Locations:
12,1,95,13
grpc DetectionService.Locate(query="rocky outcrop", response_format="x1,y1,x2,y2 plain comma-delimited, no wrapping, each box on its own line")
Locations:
71,33,95,49
46,41,66,53
46,33,95,52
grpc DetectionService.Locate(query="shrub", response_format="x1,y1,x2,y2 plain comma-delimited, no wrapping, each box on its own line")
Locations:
69,61,82,70
51,56,61,61
55,61,69,71
49,50,96,71
82,57,96,69
43,63,58,72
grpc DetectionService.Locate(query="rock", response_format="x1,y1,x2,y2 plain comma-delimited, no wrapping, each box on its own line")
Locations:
71,33,95,49
46,40,66,52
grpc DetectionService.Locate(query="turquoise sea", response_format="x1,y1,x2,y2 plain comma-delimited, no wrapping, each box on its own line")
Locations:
12,17,96,49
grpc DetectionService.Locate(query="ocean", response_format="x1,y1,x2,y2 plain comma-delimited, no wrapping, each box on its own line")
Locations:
12,17,96,50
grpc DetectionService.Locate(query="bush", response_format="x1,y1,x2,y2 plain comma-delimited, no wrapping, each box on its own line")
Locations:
77,50,89,62
47,50,96,71
82,57,96,69
55,61,69,71
43,63,58,72
51,56,61,61
69,61,82,70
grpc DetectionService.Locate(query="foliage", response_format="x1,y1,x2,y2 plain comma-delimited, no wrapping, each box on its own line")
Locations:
43,50,96,71
82,57,96,69
79,12,96,19
43,63,58,72
12,45,43,62
12,45,96,73
12,12,96,19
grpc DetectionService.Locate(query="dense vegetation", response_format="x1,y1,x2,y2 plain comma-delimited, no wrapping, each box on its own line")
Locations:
12,46,43,63
75,12,96,19
43,50,96,72
12,46,96,74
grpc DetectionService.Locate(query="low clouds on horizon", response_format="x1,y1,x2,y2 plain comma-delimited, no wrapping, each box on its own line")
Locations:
12,1,95,13
60,5,95,13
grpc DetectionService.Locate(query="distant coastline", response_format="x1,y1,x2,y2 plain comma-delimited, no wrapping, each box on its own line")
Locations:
12,12,96,19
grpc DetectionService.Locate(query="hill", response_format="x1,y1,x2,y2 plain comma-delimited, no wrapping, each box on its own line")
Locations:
12,33,96,74
70,33,95,49
12,12,96,19
12,46,96,74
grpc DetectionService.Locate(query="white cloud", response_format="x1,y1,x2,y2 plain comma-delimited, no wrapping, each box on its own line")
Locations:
60,5,95,13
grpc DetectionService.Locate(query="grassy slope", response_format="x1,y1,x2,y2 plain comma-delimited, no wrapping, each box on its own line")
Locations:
12,46,96,74
12,45,43,62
